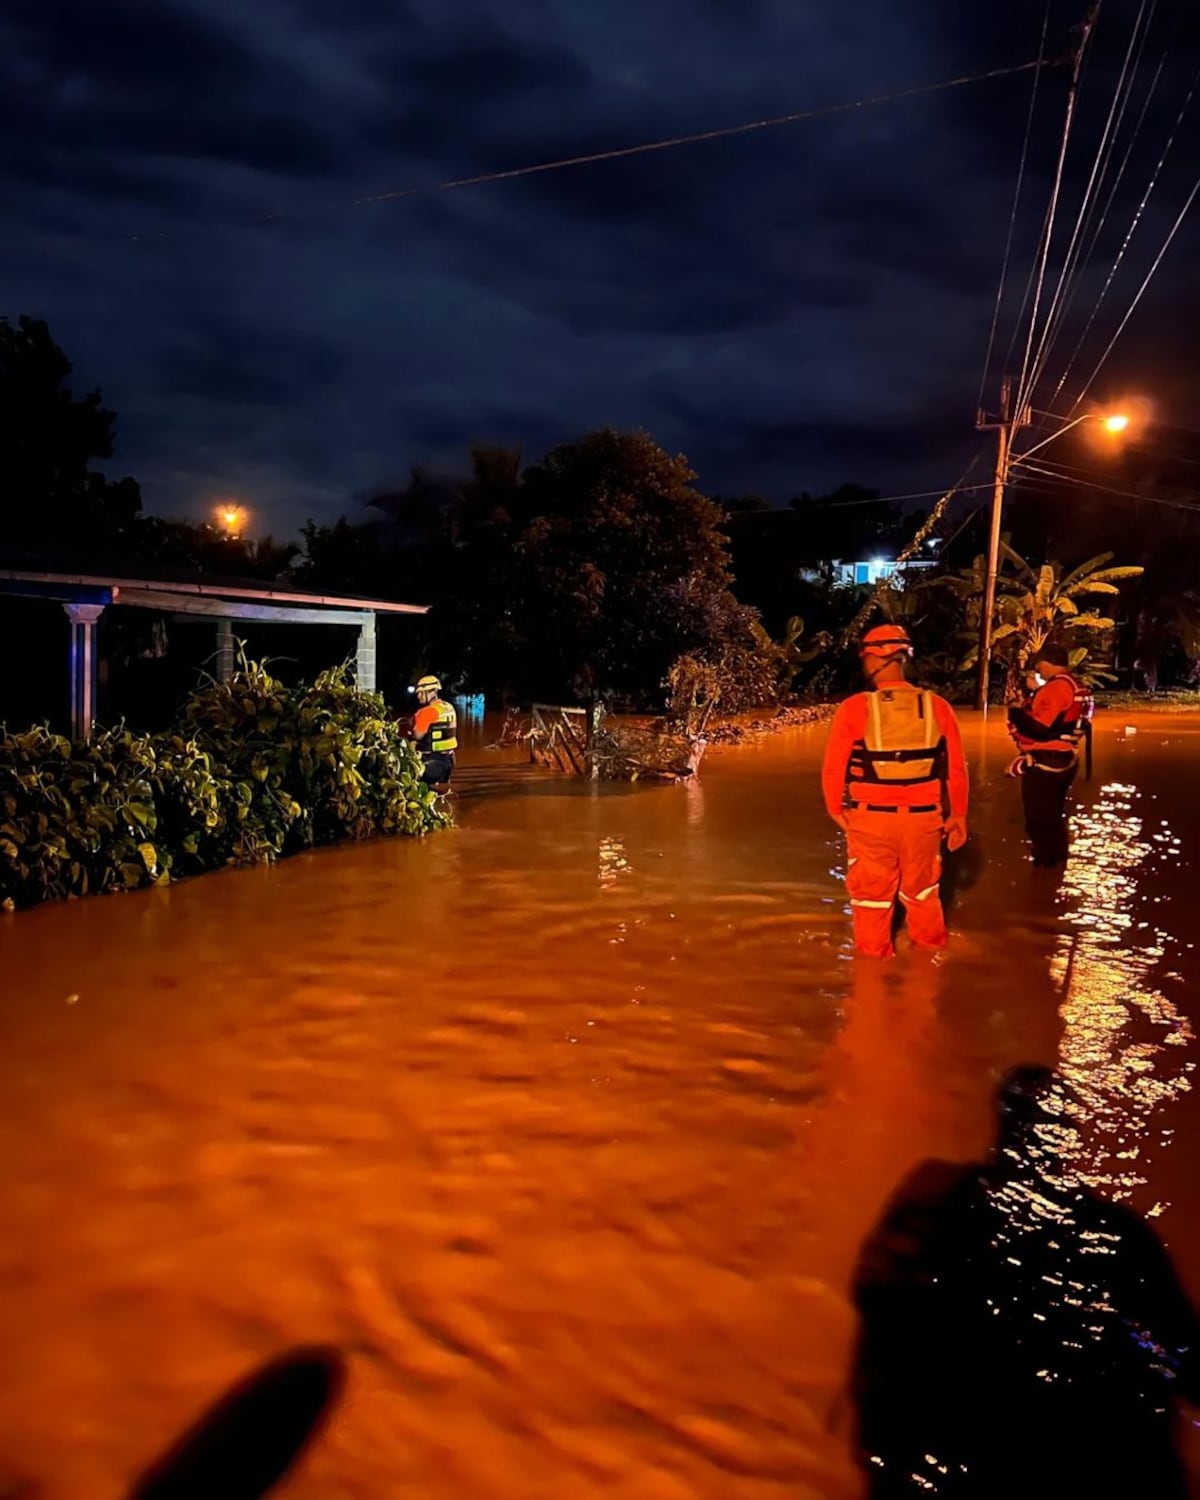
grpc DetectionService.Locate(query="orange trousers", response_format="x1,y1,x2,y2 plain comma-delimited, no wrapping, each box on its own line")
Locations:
845,807,947,959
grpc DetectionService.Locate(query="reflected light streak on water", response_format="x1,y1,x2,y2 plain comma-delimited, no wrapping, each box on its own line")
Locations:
1049,782,1194,1204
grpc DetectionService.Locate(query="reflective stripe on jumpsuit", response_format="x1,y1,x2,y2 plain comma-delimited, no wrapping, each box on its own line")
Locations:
821,637,969,960
846,807,947,959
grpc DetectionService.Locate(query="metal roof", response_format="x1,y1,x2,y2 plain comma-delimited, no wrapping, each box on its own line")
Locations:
0,568,428,616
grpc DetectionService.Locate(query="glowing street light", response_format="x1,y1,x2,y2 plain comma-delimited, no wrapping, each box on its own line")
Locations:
1014,407,1132,464
975,395,1140,709
216,503,247,537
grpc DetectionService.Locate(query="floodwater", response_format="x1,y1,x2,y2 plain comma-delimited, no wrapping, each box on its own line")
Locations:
1,710,1199,1497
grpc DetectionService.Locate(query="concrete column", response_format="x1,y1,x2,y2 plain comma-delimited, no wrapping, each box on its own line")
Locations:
216,618,235,683
356,613,377,692
64,603,105,744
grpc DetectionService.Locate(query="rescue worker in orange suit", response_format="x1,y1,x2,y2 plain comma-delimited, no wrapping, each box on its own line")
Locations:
406,674,458,787
822,625,969,959
1006,642,1093,868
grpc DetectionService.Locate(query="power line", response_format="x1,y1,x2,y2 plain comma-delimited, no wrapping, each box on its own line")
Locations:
124,59,1051,241
353,63,1049,205
1014,5,1101,421
1051,71,1198,411
1022,0,1157,406
1015,458,1200,511
1058,17,1169,342
1045,0,1194,411
977,2,1051,413
803,482,993,509
1068,166,1200,411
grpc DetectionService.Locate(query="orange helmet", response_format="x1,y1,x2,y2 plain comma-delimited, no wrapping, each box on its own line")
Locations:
859,623,913,659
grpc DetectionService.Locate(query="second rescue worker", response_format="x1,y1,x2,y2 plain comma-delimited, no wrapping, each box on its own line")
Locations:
407,675,458,787
822,625,969,959
1006,641,1093,868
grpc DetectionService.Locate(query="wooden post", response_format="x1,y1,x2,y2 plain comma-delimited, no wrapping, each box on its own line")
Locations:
64,603,105,743
585,701,599,780
216,618,235,683
356,613,377,692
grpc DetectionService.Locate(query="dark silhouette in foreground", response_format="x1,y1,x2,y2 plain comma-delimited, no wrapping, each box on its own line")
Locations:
129,1346,344,1499
852,1066,1200,1498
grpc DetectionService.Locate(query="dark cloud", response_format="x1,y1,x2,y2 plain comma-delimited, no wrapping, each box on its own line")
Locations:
156,322,349,407
1,0,338,181
4,0,1198,536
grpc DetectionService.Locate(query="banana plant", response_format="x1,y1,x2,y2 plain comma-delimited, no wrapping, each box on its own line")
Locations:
936,545,1142,696
750,614,833,694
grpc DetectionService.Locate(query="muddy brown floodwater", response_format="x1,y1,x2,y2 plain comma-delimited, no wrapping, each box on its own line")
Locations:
2,711,1200,1497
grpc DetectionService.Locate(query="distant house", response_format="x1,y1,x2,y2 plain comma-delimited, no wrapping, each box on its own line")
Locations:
800,549,939,588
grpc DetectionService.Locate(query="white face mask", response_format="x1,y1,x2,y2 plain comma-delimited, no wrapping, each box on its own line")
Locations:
1033,673,1046,687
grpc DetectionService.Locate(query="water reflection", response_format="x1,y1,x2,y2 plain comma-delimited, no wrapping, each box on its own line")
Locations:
853,1066,1200,1499
598,836,631,891
1050,783,1194,1203
453,693,486,728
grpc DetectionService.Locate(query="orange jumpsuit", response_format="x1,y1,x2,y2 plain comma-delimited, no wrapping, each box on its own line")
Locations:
822,686,969,958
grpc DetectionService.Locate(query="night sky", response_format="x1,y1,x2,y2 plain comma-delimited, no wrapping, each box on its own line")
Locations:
5,0,1199,537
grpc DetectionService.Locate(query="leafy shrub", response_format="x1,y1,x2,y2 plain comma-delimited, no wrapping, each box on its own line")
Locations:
1,661,449,912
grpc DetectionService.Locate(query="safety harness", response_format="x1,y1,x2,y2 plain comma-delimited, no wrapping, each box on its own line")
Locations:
848,687,947,807
1006,673,1093,781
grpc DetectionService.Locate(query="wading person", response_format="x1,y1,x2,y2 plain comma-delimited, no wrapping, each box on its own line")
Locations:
1005,643,1092,869
406,675,458,787
822,625,969,959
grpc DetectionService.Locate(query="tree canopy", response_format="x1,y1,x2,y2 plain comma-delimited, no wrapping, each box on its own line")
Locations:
0,315,142,553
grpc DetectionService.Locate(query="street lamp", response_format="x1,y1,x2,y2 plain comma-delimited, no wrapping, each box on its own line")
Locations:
974,403,1131,710
1011,408,1131,466
216,503,247,537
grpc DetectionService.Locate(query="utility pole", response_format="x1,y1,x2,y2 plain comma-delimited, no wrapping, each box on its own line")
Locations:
974,379,1027,711
970,6,1092,711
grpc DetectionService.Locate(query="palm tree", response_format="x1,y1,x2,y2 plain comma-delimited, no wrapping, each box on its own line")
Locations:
939,545,1143,698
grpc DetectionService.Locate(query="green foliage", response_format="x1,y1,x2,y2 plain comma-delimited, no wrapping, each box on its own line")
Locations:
773,614,833,693
664,637,780,728
935,546,1143,698
0,661,448,912
304,431,778,709
516,429,742,702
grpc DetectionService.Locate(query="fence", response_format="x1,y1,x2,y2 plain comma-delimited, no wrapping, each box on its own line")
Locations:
529,703,600,778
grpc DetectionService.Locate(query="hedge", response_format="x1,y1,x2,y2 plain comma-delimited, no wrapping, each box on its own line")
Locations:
0,661,450,912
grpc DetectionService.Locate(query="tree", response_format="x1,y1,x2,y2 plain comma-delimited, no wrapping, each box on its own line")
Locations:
1132,591,1200,692
298,517,394,598
0,314,142,553
438,446,525,697
939,546,1143,698
514,429,761,703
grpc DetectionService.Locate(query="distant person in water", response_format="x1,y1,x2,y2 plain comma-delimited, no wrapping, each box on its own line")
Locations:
852,1065,1200,1498
1005,643,1094,869
405,675,457,787
822,624,969,958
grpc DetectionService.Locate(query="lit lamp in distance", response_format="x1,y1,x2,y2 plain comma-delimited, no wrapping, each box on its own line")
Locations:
216,503,247,537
